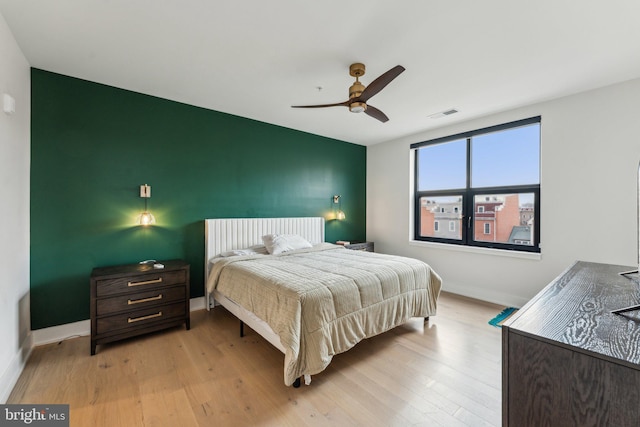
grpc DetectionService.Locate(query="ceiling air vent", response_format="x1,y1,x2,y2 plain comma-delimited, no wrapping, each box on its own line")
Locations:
427,108,459,119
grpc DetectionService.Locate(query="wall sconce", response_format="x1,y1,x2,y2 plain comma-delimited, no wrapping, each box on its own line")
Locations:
333,195,346,220
137,184,156,226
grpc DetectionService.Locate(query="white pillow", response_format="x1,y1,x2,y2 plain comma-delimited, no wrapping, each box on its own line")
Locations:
218,244,269,257
262,234,312,255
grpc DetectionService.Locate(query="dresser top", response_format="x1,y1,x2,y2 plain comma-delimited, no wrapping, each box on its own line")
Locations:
504,260,640,367
90,259,189,279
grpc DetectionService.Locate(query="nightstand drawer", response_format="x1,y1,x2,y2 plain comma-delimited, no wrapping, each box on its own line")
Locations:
96,301,186,335
96,285,186,317
96,269,187,297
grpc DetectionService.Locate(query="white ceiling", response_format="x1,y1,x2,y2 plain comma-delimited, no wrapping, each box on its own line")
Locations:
2,1,640,146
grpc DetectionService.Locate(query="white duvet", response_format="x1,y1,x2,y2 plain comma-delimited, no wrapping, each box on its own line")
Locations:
206,243,442,385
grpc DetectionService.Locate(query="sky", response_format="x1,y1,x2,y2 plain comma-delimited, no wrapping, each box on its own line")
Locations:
417,123,540,192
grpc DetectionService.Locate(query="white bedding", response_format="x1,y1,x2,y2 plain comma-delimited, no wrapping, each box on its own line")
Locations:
206,243,442,385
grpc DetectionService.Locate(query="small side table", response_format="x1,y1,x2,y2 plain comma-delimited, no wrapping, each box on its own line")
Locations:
90,259,190,355
344,241,374,252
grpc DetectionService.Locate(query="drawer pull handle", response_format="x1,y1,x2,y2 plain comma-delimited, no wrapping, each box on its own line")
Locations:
128,311,162,323
128,294,163,305
128,277,163,287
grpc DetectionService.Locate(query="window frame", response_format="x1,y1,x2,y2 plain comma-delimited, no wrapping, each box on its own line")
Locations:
412,116,541,253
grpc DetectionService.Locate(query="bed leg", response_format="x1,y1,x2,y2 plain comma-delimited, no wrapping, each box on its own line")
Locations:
424,316,429,322
293,377,301,388
240,321,244,337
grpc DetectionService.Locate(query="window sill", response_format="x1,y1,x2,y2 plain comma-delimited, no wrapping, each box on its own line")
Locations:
408,240,542,260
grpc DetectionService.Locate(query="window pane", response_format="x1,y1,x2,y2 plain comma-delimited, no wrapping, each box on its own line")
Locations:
418,196,463,240
473,193,535,246
417,139,466,191
471,123,540,188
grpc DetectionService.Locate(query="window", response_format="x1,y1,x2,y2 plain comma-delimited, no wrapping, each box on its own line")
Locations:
413,117,540,252
434,221,439,232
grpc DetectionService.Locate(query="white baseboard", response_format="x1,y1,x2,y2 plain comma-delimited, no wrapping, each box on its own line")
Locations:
32,319,91,346
32,296,207,347
0,332,32,403
443,282,530,308
189,296,206,311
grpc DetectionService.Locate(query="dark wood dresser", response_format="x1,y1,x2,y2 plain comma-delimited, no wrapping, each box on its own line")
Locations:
502,261,640,426
90,259,190,355
344,241,374,252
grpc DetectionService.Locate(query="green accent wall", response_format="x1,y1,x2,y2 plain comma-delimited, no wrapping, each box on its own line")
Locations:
30,68,366,330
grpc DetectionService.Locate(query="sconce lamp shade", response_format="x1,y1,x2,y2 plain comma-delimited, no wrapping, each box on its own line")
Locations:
137,184,155,226
138,211,156,226
333,195,346,220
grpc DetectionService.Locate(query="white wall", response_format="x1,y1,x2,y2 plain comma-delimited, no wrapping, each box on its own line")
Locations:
368,78,640,307
0,12,31,403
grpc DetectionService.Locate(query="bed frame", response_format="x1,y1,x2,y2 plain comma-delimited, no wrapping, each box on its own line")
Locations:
204,217,325,386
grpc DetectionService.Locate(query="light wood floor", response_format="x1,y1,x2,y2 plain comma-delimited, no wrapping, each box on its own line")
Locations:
8,292,504,426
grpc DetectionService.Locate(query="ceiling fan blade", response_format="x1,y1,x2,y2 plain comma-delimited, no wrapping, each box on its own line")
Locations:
291,100,349,108
359,65,405,103
364,104,389,123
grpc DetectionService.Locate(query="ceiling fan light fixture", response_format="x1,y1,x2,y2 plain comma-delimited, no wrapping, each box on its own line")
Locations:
291,63,404,122
349,102,367,113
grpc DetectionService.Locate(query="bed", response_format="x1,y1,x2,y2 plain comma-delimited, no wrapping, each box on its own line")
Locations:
204,217,442,386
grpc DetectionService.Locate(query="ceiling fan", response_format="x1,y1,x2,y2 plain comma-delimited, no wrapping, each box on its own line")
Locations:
292,63,405,123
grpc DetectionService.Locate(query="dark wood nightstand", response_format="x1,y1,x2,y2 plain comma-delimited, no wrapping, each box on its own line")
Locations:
90,259,190,355
344,241,374,252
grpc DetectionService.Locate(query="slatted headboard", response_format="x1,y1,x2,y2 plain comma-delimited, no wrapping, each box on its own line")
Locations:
204,217,325,279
